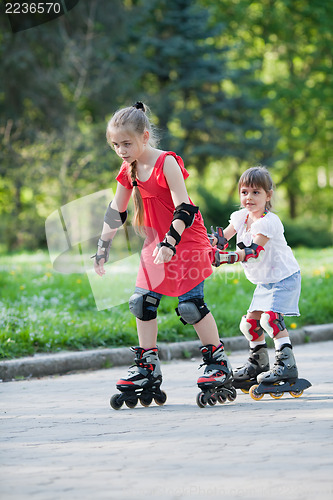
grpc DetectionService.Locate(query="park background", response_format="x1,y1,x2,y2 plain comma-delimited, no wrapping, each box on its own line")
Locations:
0,0,332,359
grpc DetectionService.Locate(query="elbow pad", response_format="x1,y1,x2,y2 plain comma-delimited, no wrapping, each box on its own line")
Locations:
104,204,127,229
158,203,199,253
172,202,199,228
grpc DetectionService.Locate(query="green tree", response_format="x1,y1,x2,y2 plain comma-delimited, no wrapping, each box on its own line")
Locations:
123,0,275,171
0,1,127,249
201,0,333,222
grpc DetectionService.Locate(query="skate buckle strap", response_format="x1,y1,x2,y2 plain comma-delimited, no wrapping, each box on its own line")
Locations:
199,346,213,368
199,356,229,374
201,362,230,376
136,360,154,372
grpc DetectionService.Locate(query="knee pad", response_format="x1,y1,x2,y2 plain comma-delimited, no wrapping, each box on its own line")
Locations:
176,298,210,325
260,311,286,338
129,293,160,321
239,315,264,341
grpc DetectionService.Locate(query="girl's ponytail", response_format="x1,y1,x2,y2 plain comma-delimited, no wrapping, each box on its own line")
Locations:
129,160,146,236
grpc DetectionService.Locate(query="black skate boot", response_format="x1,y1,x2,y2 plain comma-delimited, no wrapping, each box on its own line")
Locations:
110,347,167,410
250,344,311,400
196,343,236,408
233,344,269,393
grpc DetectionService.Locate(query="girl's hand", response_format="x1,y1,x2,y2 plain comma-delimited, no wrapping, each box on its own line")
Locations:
92,238,112,277
208,226,228,249
94,256,106,276
153,245,174,264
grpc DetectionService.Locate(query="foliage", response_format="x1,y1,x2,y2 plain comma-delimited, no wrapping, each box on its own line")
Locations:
200,0,333,220
122,0,275,168
284,219,333,249
1,248,332,359
190,185,332,247
0,1,126,249
193,185,238,231
0,0,332,251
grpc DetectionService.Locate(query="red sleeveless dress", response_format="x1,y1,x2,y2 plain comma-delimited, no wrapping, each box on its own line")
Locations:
116,151,214,296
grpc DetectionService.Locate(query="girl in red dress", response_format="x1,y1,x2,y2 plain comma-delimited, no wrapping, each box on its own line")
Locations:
93,102,234,408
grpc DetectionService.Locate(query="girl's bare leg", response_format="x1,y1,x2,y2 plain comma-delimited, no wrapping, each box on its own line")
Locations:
193,312,220,346
136,318,158,349
136,313,223,350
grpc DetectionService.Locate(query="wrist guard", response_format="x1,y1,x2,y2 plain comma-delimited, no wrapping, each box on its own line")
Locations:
213,250,240,267
208,226,228,250
237,242,265,262
104,204,127,229
157,239,176,256
166,223,182,246
91,238,112,264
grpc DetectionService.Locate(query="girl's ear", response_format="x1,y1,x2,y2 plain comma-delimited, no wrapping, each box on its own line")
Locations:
266,189,273,202
143,129,150,145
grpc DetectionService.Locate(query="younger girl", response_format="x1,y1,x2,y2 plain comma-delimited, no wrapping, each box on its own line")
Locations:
210,166,301,391
93,102,233,407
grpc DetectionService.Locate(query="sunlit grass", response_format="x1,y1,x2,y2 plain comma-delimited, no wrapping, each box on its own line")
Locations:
0,248,332,358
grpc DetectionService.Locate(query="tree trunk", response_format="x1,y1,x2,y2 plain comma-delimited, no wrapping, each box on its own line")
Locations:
288,187,297,219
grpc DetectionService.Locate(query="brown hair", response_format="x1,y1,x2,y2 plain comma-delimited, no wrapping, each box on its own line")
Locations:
238,166,274,210
106,103,158,235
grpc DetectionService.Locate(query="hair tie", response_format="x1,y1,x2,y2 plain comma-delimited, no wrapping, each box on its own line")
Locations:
133,101,145,111
132,180,138,187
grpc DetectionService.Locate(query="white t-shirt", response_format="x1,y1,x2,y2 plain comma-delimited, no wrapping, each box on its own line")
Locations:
229,209,300,285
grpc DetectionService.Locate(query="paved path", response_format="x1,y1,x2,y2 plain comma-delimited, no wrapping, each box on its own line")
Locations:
1,341,333,500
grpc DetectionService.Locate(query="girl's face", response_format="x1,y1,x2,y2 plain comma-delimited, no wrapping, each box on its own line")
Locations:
108,127,149,163
240,184,272,216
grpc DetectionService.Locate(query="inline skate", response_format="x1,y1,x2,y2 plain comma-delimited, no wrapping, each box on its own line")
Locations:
233,344,269,393
196,343,236,408
249,344,311,400
110,347,167,410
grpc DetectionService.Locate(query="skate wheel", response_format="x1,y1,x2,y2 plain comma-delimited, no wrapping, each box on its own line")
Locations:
125,397,138,408
208,396,217,406
154,391,167,406
241,388,249,394
110,394,124,410
140,394,153,407
227,387,237,402
269,392,284,399
290,389,303,398
196,392,207,408
249,385,264,401
217,394,227,404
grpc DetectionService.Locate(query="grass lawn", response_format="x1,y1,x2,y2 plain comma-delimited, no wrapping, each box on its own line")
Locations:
0,247,332,359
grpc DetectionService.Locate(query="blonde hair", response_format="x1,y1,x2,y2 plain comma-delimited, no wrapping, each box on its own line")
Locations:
238,166,274,211
106,102,158,235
